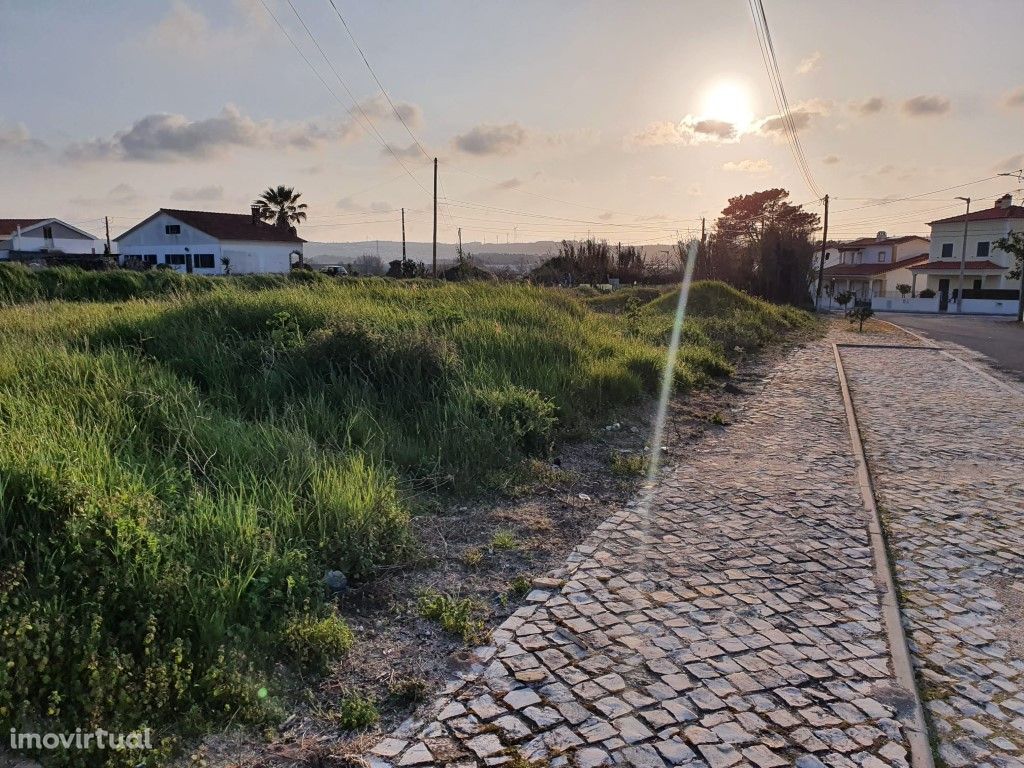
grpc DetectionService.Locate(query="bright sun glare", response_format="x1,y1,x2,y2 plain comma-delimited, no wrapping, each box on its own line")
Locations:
700,80,754,130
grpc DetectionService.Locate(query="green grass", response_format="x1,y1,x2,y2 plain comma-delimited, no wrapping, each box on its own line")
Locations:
0,271,811,764
417,590,486,643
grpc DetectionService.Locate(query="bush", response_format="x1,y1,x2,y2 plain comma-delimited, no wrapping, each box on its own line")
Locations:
919,288,936,298
284,614,355,669
418,591,485,643
334,693,379,730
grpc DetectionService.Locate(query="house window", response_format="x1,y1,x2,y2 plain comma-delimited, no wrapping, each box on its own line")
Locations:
973,279,982,290
143,254,157,265
165,224,181,235
165,253,186,265
194,253,215,269
878,251,887,263
42,226,54,240
941,243,954,258
977,241,990,259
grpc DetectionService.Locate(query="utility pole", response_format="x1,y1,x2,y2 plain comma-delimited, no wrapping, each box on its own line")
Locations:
955,196,970,313
457,227,463,261
401,207,406,266
700,216,706,278
432,157,438,277
816,194,829,310
104,216,111,255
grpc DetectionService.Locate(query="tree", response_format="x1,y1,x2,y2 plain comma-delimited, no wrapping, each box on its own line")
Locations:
253,186,308,230
994,230,1024,322
387,259,426,278
709,188,820,305
847,305,874,332
354,253,385,276
834,290,854,310
896,283,912,299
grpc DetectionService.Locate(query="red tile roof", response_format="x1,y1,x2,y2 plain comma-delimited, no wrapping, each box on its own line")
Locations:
116,209,305,244
823,253,929,277
0,218,45,237
839,235,928,249
928,205,1024,225
909,259,1005,271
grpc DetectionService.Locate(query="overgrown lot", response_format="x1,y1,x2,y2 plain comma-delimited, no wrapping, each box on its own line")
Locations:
0,266,811,765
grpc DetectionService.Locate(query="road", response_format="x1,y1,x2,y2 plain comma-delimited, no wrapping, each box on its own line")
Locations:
880,312,1024,382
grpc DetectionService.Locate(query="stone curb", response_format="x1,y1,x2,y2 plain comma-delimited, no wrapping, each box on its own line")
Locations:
832,343,937,768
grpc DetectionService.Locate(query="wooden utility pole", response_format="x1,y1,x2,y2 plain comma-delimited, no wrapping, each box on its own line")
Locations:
700,216,706,278
457,227,463,260
815,194,829,309
104,216,111,254
432,157,438,277
401,207,406,265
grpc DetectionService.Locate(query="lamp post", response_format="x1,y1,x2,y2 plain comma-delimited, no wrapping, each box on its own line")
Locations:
954,196,970,314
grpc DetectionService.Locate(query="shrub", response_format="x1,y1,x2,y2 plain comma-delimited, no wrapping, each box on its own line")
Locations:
919,288,936,298
610,452,646,477
283,614,355,669
491,529,519,551
418,590,485,643
334,693,379,730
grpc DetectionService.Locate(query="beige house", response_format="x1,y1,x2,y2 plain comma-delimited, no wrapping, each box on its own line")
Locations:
821,232,930,302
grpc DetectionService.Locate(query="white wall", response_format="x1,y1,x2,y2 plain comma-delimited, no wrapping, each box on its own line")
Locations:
928,219,1018,278
222,242,295,274
871,295,941,313
960,298,1020,315
3,221,105,256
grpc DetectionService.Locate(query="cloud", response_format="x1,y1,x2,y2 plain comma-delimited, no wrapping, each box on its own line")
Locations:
171,184,224,202
1002,86,1024,109
823,154,840,165
358,95,423,129
0,120,47,154
629,115,739,147
146,0,268,53
65,105,359,162
69,183,140,207
494,177,522,190
336,197,393,213
647,175,671,183
381,142,424,161
796,51,822,75
902,95,951,116
850,97,885,115
722,158,772,173
453,123,528,155
686,183,703,197
994,153,1023,172
756,98,832,138
598,212,614,221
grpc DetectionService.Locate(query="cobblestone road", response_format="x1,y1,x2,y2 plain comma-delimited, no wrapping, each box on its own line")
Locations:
367,339,917,768
842,346,1024,768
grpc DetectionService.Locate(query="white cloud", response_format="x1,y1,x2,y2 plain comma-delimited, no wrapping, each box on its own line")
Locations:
849,97,885,115
994,153,1023,172
1002,86,1024,109
69,183,140,207
494,177,523,190
628,115,740,148
686,183,704,197
823,154,840,165
65,105,360,162
453,123,528,155
336,197,394,213
598,212,614,221
902,95,951,116
0,120,46,154
722,158,772,173
755,99,832,139
358,95,423,129
146,0,269,53
171,184,224,202
381,142,425,161
796,51,822,75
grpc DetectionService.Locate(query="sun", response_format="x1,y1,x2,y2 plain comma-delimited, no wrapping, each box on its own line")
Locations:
700,80,754,130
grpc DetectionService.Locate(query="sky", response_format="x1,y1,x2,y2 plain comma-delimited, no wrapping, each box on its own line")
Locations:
2,0,1023,246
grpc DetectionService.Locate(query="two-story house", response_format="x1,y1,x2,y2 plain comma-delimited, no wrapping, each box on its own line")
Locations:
820,232,930,302
909,194,1023,311
0,218,106,260
115,208,304,274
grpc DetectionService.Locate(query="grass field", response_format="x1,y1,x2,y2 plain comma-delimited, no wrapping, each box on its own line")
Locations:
0,265,812,764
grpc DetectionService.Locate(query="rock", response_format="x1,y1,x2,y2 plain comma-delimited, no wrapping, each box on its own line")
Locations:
578,493,592,502
323,570,348,594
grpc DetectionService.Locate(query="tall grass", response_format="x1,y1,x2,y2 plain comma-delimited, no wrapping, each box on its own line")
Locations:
0,273,811,764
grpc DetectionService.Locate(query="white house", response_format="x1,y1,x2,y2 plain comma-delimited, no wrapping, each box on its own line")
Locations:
0,218,106,260
116,208,304,274
820,232,930,301
908,194,1023,311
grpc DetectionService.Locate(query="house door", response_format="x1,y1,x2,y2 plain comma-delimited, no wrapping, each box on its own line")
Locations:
938,278,950,311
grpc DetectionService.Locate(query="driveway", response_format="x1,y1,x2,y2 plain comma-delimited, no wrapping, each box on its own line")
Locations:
878,313,1024,381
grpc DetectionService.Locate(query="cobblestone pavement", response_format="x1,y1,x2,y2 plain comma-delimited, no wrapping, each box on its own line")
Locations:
841,346,1024,768
366,339,917,768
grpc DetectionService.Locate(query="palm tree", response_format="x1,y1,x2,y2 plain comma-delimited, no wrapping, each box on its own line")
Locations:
253,185,308,230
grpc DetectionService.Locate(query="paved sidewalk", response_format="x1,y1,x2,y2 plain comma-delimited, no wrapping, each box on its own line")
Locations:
367,340,916,768
841,347,1024,768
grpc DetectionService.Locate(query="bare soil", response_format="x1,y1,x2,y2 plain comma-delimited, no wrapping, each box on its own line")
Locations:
177,335,813,768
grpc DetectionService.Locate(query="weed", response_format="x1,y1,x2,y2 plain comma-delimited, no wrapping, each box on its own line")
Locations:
490,529,519,551
709,411,727,425
284,614,355,669
507,576,532,600
462,547,484,568
388,676,428,706
418,590,486,643
610,452,647,476
333,692,379,730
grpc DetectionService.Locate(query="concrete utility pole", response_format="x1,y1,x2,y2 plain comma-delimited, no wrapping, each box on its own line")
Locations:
105,216,111,255
700,216,706,277
816,194,829,310
954,196,971,313
432,157,438,277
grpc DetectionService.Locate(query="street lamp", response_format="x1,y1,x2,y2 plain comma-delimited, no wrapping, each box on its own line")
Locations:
954,196,970,313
